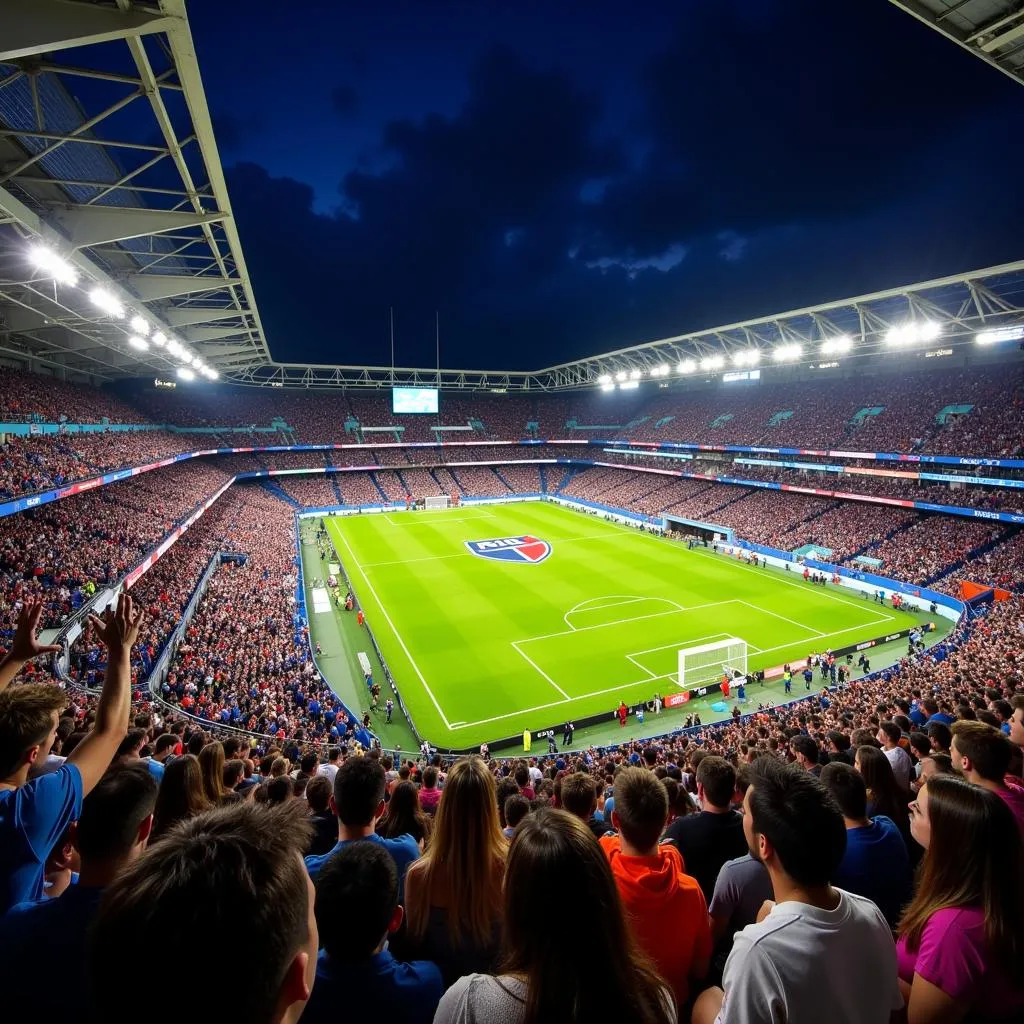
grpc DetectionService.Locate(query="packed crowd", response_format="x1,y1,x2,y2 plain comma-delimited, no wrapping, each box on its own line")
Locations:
0,580,1021,1022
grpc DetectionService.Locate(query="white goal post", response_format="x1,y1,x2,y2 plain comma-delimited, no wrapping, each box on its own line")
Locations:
424,496,450,510
678,637,748,690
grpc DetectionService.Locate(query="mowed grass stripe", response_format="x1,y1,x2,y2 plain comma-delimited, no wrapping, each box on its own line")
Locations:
326,503,915,747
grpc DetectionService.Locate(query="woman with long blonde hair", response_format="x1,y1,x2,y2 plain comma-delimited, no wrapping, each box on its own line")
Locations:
400,756,505,986
197,741,236,805
897,775,1024,1023
434,807,675,1024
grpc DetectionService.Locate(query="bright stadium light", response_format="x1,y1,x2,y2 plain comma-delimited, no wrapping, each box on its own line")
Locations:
700,355,725,371
677,359,696,374
177,367,196,381
600,382,615,392
166,338,182,356
204,367,220,380
628,368,642,380
615,370,627,382
129,315,150,336
128,335,149,351
772,343,802,362
619,380,640,390
886,322,941,347
918,320,941,342
29,245,78,286
976,325,1024,345
151,331,167,347
181,352,196,366
651,363,670,377
597,373,612,385
732,349,761,367
88,287,124,318
820,335,852,355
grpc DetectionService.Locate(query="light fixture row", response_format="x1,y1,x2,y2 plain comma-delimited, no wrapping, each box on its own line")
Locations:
29,245,219,380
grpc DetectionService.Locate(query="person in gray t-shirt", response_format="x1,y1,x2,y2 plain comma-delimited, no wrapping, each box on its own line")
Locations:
708,854,773,981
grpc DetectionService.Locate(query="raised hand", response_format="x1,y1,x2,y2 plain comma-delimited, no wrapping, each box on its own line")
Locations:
8,597,62,662
87,592,145,655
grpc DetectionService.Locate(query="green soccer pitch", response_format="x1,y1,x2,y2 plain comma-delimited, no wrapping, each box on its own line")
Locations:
323,501,922,749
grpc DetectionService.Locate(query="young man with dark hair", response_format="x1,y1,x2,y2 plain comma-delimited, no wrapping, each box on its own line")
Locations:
819,762,911,928
877,721,913,791
0,593,143,913
502,793,530,839
692,758,902,1024
305,775,337,856
664,755,746,902
789,734,821,775
951,720,1024,830
599,766,711,1009
559,772,609,839
304,841,443,1024
305,755,419,895
0,762,158,1017
88,801,318,1023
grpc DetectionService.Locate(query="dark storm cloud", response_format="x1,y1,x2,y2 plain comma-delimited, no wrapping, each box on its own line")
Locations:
224,1,1024,370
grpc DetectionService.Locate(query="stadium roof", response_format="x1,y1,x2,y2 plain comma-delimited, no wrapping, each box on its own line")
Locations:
1,2,1023,392
888,1,1024,88
0,0,269,381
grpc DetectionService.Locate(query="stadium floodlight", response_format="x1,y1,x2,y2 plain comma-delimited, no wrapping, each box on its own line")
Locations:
677,359,696,374
127,335,149,351
976,325,1024,345
181,352,196,366
700,355,725,371
628,368,642,380
151,331,167,347
88,287,124,318
618,379,640,390
820,335,851,355
731,350,760,367
886,321,940,347
129,315,150,336
615,370,627,382
29,245,78,286
204,367,220,380
600,382,615,392
166,338,182,356
651,363,670,377
772,343,802,362
597,373,612,385
177,367,196,381
919,321,941,341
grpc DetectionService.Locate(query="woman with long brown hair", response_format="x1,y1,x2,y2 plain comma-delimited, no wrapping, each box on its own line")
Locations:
855,744,912,845
197,741,237,805
376,780,431,848
434,807,675,1024
400,756,505,986
150,755,211,840
897,775,1024,1023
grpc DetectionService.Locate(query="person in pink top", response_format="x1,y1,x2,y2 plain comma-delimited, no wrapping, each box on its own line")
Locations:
950,720,1024,833
897,775,1024,1024
417,765,441,814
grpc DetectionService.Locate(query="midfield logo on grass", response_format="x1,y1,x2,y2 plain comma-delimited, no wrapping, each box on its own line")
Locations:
465,535,552,564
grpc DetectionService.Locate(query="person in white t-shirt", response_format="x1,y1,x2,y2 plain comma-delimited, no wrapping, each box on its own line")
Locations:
877,722,914,792
316,747,342,786
692,757,903,1024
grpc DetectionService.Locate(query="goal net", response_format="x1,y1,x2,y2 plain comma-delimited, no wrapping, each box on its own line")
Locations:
424,495,450,510
678,637,748,690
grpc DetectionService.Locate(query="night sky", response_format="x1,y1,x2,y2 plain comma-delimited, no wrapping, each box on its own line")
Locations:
190,0,1024,371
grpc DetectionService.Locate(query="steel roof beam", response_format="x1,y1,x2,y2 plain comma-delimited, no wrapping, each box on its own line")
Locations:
0,0,174,62
128,273,243,301
53,206,225,249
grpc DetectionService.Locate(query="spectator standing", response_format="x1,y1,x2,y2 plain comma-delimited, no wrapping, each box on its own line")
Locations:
377,780,431,849
304,756,419,896
401,757,505,987
434,808,674,1024
150,753,211,841
304,842,443,1024
418,764,441,814
560,772,611,840
820,762,912,928
304,776,337,857
600,767,711,1008
88,801,318,1023
0,594,142,913
663,755,747,903
878,722,914,791
316,746,342,785
950,720,1024,832
897,776,1024,1023
0,762,157,1017
692,758,902,1024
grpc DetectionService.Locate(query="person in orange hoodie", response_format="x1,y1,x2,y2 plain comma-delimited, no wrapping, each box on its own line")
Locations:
600,767,711,1010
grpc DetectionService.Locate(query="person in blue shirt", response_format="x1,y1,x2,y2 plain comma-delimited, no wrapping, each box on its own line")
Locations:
0,594,144,914
305,839,443,1024
304,756,419,899
0,761,158,1017
819,762,912,928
